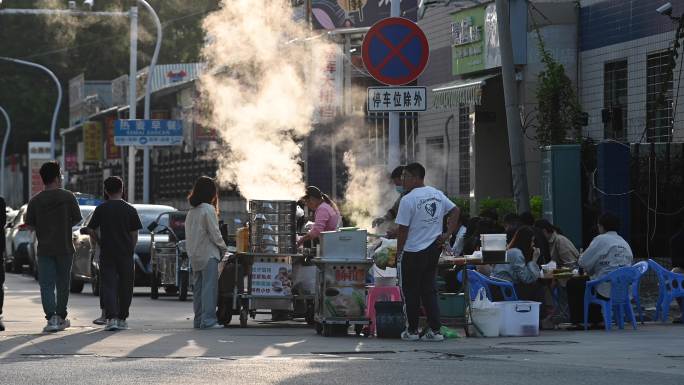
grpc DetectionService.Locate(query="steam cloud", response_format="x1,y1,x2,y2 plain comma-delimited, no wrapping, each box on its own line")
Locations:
200,0,336,201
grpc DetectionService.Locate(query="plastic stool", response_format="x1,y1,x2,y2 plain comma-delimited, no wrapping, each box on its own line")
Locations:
366,285,403,336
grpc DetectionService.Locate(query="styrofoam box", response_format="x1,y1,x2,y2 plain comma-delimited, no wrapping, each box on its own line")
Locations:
495,301,540,337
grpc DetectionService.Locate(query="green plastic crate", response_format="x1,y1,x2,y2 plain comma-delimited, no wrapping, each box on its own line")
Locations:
438,293,465,317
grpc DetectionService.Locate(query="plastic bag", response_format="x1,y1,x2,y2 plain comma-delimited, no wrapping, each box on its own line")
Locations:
471,287,495,310
372,238,398,269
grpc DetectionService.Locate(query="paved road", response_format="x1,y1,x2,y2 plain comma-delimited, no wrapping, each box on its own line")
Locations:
1,273,683,385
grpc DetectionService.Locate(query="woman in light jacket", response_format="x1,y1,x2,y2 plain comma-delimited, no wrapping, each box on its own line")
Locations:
185,176,228,329
492,226,543,301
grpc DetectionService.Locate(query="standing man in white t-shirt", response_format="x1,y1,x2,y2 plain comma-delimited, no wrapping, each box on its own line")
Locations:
395,163,460,342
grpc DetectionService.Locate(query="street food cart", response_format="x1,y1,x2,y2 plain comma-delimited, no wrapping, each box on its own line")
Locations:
217,200,315,327
313,229,373,337
149,211,190,301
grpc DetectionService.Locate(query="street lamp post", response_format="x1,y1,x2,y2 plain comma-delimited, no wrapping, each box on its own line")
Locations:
0,57,62,162
0,2,162,203
0,106,10,198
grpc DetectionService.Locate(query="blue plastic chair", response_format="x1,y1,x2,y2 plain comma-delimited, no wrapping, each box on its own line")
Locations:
631,261,649,323
647,259,684,322
584,266,639,331
457,269,518,301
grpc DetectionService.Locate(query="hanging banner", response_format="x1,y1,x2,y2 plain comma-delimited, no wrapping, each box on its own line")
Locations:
28,142,51,198
311,0,417,30
83,121,103,162
105,115,121,160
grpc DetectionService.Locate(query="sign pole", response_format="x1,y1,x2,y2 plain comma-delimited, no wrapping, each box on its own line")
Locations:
128,6,138,203
387,0,401,171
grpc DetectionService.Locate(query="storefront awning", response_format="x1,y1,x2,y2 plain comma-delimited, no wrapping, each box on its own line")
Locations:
431,73,500,109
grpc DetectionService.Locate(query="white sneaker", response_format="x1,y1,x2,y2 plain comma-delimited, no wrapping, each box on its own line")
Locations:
104,319,119,331
57,317,70,331
43,315,60,333
421,329,445,342
116,319,128,330
401,329,420,341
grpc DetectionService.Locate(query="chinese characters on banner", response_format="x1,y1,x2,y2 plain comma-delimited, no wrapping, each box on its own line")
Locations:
366,86,427,112
250,262,292,297
83,122,103,163
104,115,121,160
314,47,343,124
28,142,51,198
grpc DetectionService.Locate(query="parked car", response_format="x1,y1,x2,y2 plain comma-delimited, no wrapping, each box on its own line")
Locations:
4,205,36,274
71,204,176,295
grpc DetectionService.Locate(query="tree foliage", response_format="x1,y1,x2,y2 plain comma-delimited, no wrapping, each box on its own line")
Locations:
0,0,218,154
533,27,583,146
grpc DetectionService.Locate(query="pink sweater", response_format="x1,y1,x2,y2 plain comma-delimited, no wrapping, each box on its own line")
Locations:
308,202,340,239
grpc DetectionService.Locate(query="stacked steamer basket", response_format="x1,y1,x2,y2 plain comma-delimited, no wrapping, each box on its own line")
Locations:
249,200,297,255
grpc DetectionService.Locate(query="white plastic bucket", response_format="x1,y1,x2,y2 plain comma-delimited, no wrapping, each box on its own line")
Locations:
495,301,541,337
481,234,507,251
471,307,501,337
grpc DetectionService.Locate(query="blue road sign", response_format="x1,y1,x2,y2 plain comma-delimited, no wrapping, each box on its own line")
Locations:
114,119,183,146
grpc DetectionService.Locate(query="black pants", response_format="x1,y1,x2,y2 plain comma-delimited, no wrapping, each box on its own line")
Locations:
100,256,134,320
399,240,441,333
567,277,603,324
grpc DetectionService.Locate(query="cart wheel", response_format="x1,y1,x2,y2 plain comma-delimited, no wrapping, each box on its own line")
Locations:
150,273,159,300
305,301,315,325
178,271,189,301
315,322,323,335
239,309,249,328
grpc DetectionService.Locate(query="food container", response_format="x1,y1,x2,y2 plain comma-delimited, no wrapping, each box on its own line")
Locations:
236,226,250,253
481,234,507,250
318,229,367,261
438,293,465,317
248,200,297,254
495,301,540,337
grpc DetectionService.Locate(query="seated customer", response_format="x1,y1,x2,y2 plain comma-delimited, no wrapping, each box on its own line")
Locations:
492,226,543,302
567,213,633,328
534,219,579,269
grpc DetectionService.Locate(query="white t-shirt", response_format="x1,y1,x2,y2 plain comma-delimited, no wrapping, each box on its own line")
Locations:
395,186,456,252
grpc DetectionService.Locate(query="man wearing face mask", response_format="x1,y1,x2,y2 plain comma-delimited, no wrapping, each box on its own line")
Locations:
372,166,405,237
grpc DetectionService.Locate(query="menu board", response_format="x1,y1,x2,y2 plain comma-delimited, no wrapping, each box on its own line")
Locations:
251,259,292,297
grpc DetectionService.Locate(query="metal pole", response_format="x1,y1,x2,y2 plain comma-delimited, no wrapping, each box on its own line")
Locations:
128,6,139,202
0,57,62,161
0,106,10,197
387,0,401,171
139,0,163,204
494,0,530,213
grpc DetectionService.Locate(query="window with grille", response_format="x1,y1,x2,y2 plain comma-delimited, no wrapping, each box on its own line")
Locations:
646,50,673,142
603,60,628,140
458,105,471,196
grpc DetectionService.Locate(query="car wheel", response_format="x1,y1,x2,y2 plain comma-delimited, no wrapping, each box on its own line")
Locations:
70,278,84,293
11,260,22,274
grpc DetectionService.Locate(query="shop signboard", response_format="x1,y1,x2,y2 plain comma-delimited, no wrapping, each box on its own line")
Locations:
83,121,103,163
114,119,183,146
65,153,78,172
28,142,52,198
104,115,121,160
310,0,417,30
250,260,293,297
367,86,426,112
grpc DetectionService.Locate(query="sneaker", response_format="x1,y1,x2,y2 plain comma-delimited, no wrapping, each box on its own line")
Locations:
43,315,60,333
401,329,420,341
0,316,5,332
117,319,129,330
104,319,119,331
421,329,445,342
93,312,107,325
57,317,70,331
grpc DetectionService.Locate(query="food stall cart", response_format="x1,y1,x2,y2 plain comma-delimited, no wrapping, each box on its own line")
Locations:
217,200,315,327
312,229,373,337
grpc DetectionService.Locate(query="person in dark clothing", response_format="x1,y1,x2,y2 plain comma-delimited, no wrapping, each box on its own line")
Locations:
84,177,142,331
503,213,522,244
669,224,684,323
0,196,6,332
25,161,82,333
520,212,551,266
